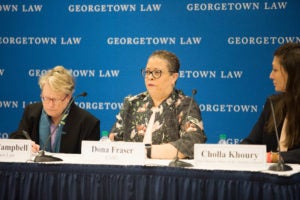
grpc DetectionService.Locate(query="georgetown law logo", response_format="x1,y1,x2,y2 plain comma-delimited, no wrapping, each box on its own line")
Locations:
0,4,43,12
0,100,39,109
186,2,288,11
28,68,120,78
179,69,243,79
0,100,18,109
0,69,4,76
0,132,9,139
76,101,123,110
107,36,202,45
68,4,162,13
228,36,300,45
0,37,82,46
199,104,258,113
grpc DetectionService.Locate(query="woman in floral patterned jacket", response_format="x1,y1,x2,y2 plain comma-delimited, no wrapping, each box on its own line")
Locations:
109,50,206,159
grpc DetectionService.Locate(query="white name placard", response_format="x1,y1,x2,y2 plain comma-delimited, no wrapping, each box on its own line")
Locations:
194,144,267,170
81,141,145,165
0,139,31,162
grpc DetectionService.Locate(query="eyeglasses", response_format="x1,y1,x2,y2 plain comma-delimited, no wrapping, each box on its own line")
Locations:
141,68,176,79
40,95,68,104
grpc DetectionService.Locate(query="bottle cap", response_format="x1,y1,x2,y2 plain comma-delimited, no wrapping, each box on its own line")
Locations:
102,131,109,137
219,134,227,139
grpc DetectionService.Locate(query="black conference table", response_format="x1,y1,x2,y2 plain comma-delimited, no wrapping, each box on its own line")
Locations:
0,159,300,200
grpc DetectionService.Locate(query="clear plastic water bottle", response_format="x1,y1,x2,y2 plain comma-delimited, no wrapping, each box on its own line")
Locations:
218,134,227,144
100,131,110,142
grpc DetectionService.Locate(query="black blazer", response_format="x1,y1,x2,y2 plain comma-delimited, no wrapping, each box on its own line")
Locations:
10,102,100,153
241,96,300,164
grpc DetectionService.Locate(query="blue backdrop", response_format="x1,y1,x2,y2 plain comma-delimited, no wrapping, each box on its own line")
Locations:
1,0,300,143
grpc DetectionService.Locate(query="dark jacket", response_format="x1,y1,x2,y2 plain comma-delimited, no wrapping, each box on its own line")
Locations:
10,102,100,153
241,96,300,164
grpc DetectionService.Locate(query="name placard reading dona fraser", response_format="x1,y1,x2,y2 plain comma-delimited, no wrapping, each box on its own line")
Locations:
194,144,267,170
81,141,145,165
0,139,31,162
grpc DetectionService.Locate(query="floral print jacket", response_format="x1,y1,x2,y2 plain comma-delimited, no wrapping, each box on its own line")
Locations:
110,89,206,158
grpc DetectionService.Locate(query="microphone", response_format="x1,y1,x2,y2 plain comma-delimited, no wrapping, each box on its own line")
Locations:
34,92,87,162
169,89,197,168
268,97,292,171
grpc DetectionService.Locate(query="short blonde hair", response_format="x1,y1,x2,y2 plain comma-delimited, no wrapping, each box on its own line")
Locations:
39,66,75,95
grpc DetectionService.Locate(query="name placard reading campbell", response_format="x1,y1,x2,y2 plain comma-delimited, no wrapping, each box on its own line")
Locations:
194,144,267,170
81,141,145,165
0,139,31,162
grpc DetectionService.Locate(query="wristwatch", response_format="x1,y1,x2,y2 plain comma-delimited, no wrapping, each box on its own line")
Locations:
145,144,152,158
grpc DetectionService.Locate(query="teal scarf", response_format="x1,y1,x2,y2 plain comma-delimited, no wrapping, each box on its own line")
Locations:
39,109,65,152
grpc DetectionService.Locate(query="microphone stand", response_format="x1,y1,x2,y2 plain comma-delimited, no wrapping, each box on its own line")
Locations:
22,130,62,162
169,89,197,168
34,147,62,162
33,119,63,162
34,92,87,162
168,151,193,167
268,98,292,171
268,155,292,171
